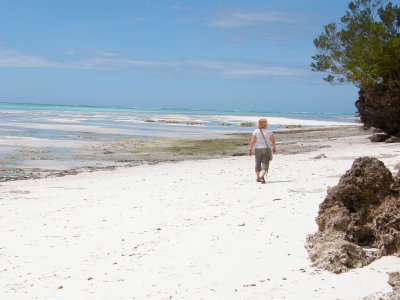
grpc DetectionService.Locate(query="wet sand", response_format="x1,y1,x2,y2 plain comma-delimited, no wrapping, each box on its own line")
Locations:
0,125,367,181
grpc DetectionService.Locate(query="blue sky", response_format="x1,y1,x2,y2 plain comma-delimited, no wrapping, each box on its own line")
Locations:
0,0,359,113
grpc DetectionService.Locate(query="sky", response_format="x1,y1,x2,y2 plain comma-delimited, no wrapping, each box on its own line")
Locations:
0,0,360,113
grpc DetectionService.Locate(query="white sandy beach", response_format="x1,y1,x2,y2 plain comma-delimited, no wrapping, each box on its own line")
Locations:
214,115,357,127
1,129,400,300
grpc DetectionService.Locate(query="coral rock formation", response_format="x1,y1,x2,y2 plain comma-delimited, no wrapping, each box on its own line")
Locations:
306,157,400,273
355,85,400,139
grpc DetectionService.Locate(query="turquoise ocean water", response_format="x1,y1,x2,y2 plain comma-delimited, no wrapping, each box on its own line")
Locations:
0,102,356,121
0,102,359,176
0,102,357,139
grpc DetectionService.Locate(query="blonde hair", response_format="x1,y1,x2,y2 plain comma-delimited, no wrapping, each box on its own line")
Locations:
258,118,267,129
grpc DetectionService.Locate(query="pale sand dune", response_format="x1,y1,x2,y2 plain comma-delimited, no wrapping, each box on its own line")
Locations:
1,132,399,299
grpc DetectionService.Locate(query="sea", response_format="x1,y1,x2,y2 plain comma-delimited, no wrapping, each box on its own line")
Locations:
0,102,358,140
0,102,359,180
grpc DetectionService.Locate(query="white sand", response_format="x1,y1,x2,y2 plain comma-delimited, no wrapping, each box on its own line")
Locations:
1,132,400,300
214,115,356,126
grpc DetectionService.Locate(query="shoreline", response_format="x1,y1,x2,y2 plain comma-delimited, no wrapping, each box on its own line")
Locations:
1,124,399,299
1,125,366,182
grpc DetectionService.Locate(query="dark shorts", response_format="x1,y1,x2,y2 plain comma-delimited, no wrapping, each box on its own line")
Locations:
255,148,271,172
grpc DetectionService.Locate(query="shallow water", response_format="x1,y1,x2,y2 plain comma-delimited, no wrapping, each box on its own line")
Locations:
0,102,359,181
0,102,357,140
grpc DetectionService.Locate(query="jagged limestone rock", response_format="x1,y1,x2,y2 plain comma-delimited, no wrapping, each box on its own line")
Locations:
306,157,400,273
355,85,400,139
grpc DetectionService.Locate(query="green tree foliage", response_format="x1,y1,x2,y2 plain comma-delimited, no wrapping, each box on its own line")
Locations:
311,0,400,90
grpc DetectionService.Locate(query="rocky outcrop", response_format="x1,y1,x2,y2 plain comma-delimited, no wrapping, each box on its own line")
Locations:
306,157,400,273
369,133,390,143
355,85,400,138
387,272,400,299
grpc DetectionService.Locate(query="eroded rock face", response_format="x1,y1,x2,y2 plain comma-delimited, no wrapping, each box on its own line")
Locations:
306,157,400,273
389,274,400,300
369,133,390,143
355,85,400,138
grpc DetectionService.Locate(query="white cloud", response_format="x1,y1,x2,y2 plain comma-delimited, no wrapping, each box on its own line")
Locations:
73,57,180,69
0,47,64,68
0,46,305,80
208,11,299,28
186,60,304,78
93,49,118,57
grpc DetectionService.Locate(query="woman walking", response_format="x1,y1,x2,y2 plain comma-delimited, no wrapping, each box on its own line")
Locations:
247,118,276,184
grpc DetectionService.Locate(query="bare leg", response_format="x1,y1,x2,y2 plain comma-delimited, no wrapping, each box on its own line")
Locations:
259,170,267,184
260,170,267,179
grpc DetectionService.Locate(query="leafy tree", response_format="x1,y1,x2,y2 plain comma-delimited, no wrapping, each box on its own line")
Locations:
311,0,400,91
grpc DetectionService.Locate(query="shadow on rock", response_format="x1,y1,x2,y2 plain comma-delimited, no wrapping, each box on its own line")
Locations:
306,157,400,274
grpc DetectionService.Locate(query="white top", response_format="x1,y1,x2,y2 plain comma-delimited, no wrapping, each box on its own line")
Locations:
252,129,273,149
